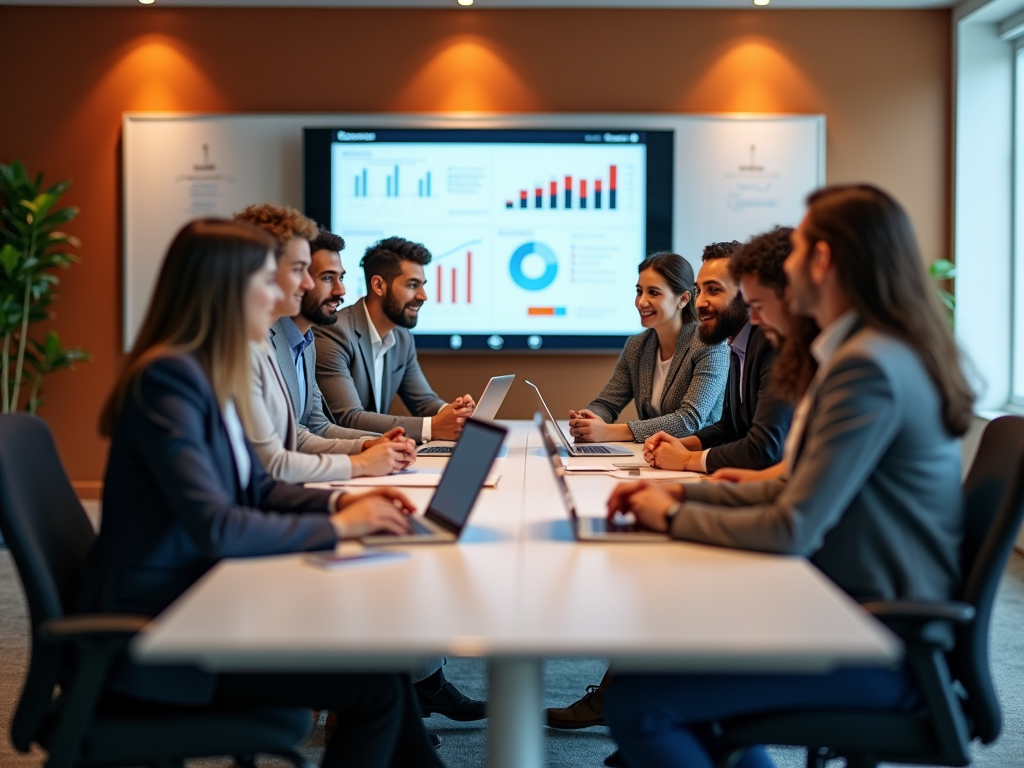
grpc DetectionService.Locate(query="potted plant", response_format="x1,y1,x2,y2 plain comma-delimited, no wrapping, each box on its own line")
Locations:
0,160,89,415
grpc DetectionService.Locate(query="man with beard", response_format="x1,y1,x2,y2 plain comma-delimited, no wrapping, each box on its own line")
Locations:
642,228,796,474
314,236,475,442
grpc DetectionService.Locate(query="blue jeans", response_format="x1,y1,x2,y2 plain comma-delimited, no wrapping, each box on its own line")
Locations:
604,665,918,768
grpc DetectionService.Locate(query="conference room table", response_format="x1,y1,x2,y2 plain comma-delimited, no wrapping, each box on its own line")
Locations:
134,420,902,768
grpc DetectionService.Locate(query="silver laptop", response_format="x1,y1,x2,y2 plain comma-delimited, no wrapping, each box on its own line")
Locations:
363,418,507,545
524,380,632,457
534,413,667,542
417,374,515,456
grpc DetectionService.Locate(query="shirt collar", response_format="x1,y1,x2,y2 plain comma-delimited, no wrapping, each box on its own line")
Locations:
279,316,314,356
730,321,752,357
810,309,858,368
362,300,395,351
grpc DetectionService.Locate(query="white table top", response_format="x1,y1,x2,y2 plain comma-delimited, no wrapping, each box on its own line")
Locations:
134,421,901,673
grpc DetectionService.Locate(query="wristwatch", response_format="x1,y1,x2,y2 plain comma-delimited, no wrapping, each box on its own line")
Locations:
664,501,684,529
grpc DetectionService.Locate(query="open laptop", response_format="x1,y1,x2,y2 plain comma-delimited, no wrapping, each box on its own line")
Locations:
525,380,632,456
417,374,515,456
534,413,668,542
363,418,507,545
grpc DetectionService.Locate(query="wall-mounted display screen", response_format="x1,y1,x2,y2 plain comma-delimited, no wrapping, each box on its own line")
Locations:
305,128,673,352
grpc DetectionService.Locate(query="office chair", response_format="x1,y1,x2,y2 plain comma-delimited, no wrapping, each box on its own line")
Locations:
718,415,1024,768
0,414,314,768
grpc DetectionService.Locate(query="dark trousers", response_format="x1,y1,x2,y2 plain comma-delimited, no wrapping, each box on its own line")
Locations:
604,665,918,768
213,672,442,768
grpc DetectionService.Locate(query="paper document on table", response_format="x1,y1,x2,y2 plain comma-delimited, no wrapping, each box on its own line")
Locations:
608,469,704,481
306,469,500,489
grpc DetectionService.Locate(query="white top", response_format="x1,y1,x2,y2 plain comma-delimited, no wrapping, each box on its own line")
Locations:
649,354,674,416
222,400,251,489
135,421,899,673
363,301,432,441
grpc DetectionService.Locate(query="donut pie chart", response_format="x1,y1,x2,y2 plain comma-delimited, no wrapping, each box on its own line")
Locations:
509,242,558,291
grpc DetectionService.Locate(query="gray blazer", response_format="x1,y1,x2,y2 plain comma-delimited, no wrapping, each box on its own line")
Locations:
314,298,447,441
587,323,729,442
670,325,963,603
268,319,376,441
248,342,367,483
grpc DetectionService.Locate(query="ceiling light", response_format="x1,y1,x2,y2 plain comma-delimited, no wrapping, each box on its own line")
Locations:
753,0,770,5
458,0,474,5
139,0,155,4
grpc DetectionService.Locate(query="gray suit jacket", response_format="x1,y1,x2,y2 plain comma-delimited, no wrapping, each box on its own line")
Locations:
268,319,376,441
587,323,729,442
671,325,963,603
313,298,446,441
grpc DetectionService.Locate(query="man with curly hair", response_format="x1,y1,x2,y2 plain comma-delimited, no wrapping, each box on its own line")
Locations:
641,228,796,474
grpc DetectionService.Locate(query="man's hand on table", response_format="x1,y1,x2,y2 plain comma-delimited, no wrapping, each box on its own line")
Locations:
431,394,476,440
606,480,685,533
332,488,416,538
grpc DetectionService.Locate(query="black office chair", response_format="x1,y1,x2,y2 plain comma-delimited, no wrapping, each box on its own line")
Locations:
0,413,314,768
718,415,1024,768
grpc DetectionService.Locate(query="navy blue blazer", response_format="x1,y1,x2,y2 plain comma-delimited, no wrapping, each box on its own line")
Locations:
77,354,338,704
693,325,794,472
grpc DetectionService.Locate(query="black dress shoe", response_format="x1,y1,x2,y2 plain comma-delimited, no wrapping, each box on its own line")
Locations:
418,680,487,721
604,749,625,767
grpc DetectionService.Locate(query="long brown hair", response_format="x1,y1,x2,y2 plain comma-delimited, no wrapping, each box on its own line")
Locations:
100,219,276,436
803,185,975,436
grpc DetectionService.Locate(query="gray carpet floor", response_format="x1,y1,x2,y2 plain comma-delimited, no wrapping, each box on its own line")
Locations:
2,548,1021,767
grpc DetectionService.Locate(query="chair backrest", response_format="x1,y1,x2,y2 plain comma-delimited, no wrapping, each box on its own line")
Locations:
0,414,96,750
954,415,1024,744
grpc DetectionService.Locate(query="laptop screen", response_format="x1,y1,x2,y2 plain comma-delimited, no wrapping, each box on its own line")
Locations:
426,419,507,532
533,413,579,523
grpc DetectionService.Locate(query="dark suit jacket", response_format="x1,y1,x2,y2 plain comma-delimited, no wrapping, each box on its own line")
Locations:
671,325,963,603
77,354,337,705
693,324,793,472
314,297,446,441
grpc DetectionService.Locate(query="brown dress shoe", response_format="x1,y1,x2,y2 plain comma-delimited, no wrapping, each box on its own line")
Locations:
545,676,609,729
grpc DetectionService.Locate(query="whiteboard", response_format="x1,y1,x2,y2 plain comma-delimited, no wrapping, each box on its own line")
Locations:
123,112,824,351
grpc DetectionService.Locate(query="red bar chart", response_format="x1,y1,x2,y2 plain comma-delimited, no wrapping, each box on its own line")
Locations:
508,165,619,211
435,251,474,304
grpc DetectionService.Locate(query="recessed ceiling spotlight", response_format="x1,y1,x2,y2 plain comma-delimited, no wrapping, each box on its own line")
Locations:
139,0,156,4
458,0,474,6
753,0,770,5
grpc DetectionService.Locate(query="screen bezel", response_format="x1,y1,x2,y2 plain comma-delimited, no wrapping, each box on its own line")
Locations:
304,126,674,353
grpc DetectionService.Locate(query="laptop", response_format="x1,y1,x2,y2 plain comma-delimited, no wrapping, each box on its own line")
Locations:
363,418,507,545
524,380,633,456
417,374,515,456
534,413,668,542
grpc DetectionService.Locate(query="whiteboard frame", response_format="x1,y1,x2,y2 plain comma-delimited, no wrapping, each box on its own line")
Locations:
122,112,825,352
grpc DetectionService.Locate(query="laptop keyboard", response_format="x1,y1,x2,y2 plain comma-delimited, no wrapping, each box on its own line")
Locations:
417,446,452,455
409,517,433,535
572,444,617,455
602,519,644,533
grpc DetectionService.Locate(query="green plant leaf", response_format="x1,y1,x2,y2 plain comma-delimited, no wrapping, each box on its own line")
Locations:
929,259,957,281
0,244,19,277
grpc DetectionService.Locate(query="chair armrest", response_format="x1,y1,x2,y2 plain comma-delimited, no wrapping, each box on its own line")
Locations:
862,600,975,624
862,600,974,652
39,614,150,646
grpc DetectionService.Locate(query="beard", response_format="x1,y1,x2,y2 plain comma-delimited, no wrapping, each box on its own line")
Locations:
382,288,423,329
786,260,820,318
300,293,341,327
698,294,749,345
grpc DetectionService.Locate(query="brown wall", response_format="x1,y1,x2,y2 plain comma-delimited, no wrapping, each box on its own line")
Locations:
0,6,951,489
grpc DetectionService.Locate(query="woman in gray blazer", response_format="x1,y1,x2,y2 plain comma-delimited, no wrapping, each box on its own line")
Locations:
570,252,730,443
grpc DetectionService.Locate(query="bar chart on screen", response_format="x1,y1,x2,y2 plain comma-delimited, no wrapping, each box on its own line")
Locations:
504,165,620,211
432,239,479,305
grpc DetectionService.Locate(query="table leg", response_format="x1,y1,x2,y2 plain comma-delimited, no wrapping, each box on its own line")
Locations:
487,657,543,768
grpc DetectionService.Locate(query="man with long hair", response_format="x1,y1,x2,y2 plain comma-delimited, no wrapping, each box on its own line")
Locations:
601,185,975,768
